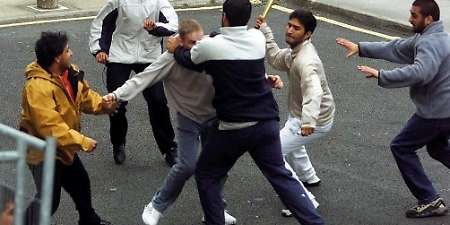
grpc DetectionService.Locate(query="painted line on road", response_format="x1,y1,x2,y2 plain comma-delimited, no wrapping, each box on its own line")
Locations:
1,4,399,41
0,6,222,29
272,5,399,40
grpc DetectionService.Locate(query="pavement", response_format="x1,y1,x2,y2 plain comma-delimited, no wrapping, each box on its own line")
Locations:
1,1,450,225
295,0,450,32
1,0,450,31
1,5,450,225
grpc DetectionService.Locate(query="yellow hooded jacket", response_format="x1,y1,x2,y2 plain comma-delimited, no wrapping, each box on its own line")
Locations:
20,62,105,165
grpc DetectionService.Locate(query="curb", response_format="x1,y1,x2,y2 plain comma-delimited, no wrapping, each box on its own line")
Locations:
287,0,412,36
0,9,99,26
0,2,223,27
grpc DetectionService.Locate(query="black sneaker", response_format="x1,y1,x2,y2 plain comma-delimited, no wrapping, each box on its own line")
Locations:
113,144,126,165
302,180,321,187
405,198,448,218
164,147,177,167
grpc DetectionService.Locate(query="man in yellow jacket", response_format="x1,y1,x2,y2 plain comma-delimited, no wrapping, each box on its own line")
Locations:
20,31,116,225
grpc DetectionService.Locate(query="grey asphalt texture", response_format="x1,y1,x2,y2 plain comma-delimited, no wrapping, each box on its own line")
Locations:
1,7,450,225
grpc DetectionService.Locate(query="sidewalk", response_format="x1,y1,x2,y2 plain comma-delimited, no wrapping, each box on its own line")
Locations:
0,0,218,25
1,0,450,31
303,0,450,32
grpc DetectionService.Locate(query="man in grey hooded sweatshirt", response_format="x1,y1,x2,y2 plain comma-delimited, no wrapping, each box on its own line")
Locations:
337,0,450,219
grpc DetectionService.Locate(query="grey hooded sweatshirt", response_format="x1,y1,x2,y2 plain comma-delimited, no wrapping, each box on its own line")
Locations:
359,21,450,119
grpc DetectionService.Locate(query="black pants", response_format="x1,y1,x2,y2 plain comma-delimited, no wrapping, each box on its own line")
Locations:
27,155,100,225
195,120,324,225
106,62,176,154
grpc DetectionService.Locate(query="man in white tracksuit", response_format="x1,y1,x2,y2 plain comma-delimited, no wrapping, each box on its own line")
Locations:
256,8,335,210
89,0,178,166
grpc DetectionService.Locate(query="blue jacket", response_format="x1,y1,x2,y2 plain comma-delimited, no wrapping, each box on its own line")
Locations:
359,21,450,119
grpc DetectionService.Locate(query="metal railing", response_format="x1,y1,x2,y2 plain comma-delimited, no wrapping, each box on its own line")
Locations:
0,123,56,225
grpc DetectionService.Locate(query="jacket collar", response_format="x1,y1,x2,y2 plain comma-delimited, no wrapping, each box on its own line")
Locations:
422,21,444,35
219,26,248,35
291,39,311,59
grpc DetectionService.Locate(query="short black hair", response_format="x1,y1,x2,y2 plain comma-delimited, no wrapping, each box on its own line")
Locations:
223,0,252,26
413,0,440,21
35,31,68,69
289,9,317,34
0,185,15,213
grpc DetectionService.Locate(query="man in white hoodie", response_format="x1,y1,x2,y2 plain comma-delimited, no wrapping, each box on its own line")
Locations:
256,8,335,214
89,0,178,166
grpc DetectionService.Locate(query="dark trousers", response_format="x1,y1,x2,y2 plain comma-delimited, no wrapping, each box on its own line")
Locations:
27,155,100,225
195,120,324,225
106,62,176,154
391,114,450,204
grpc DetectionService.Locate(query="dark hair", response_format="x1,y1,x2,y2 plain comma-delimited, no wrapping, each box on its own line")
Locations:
413,0,440,21
0,185,15,213
35,31,68,69
289,9,317,34
223,0,252,26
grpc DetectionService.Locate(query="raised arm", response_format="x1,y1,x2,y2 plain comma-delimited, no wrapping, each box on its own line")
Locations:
146,0,178,37
112,52,175,101
378,39,444,88
257,18,290,72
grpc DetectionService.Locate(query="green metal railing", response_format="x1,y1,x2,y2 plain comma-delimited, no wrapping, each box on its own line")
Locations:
0,123,56,225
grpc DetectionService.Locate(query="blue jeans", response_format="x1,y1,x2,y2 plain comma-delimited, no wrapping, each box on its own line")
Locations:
152,113,214,212
391,114,450,204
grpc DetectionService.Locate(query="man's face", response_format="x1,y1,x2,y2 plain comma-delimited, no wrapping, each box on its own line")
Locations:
55,44,72,71
285,18,311,48
0,202,14,225
181,30,204,49
409,5,431,33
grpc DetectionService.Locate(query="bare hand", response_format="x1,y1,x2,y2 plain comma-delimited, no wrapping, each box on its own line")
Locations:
357,65,379,79
255,15,267,29
144,19,156,31
101,94,119,114
300,127,315,136
166,36,182,53
85,137,97,152
267,74,284,89
336,38,359,58
95,51,109,64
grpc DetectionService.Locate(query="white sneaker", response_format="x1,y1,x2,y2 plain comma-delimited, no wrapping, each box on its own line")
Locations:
281,198,320,217
202,211,237,225
142,202,162,225
224,211,237,224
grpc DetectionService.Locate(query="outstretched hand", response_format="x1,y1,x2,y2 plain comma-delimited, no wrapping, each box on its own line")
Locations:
102,93,118,114
336,38,359,58
357,65,379,79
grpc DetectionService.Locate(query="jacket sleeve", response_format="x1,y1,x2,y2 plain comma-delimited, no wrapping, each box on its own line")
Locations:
79,79,105,115
260,24,290,72
358,36,416,65
174,47,206,72
24,81,93,153
378,39,444,88
298,63,323,128
89,0,119,55
148,0,178,37
113,52,175,101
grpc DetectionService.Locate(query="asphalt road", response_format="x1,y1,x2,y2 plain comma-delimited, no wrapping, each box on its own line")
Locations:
1,6,450,225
